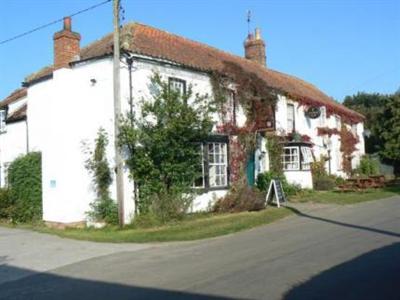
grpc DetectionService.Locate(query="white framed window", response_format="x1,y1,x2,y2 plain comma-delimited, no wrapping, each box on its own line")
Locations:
193,140,229,189
287,103,295,133
282,146,300,170
351,124,357,135
208,142,228,187
0,110,6,133
168,77,186,95
193,144,205,188
335,115,341,130
319,106,326,126
301,146,314,170
282,145,314,171
223,90,236,124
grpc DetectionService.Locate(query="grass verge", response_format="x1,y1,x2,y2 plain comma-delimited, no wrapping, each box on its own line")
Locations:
291,186,400,205
2,207,292,243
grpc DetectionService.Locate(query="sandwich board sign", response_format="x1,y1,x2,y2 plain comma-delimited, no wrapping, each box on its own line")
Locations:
265,179,286,207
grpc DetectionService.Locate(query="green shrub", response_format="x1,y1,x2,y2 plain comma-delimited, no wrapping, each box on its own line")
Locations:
256,171,301,196
0,188,14,219
330,175,346,186
314,177,336,191
356,155,379,176
7,152,42,222
84,128,118,225
311,156,336,191
88,197,118,225
130,211,163,228
213,184,265,213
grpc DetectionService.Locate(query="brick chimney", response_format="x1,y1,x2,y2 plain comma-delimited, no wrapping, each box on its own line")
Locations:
244,28,266,67
53,17,81,69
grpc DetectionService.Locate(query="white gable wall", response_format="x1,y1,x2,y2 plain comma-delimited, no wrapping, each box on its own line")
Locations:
0,95,28,187
28,58,134,224
0,121,28,187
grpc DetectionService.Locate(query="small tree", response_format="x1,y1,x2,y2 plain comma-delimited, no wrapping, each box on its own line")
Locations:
119,74,215,221
378,94,400,175
84,128,118,224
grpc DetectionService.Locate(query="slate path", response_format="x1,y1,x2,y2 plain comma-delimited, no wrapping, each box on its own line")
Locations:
0,196,399,300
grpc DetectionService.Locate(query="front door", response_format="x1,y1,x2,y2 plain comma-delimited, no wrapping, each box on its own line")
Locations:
246,152,255,186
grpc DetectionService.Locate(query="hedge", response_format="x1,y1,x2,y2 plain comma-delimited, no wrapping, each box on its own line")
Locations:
7,152,42,222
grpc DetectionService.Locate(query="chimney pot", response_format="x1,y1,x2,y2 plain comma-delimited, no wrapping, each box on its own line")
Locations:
63,16,72,31
53,17,80,69
244,27,267,67
255,28,261,40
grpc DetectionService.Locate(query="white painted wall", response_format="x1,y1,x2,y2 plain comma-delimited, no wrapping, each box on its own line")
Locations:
0,95,28,187
274,94,364,184
0,121,28,187
28,58,135,224
3,53,365,224
284,171,313,189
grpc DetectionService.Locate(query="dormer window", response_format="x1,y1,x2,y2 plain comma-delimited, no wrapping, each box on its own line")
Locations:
0,110,6,133
169,77,186,95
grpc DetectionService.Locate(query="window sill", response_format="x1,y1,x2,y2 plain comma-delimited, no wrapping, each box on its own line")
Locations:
192,186,229,194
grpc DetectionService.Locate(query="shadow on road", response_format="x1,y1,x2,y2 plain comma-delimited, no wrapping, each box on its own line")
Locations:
285,205,400,238
284,242,400,300
0,265,234,300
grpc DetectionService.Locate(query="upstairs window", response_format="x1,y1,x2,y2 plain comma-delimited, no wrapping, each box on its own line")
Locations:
287,103,295,133
335,115,341,130
223,90,236,125
169,77,186,95
351,124,357,135
319,107,326,126
0,110,6,133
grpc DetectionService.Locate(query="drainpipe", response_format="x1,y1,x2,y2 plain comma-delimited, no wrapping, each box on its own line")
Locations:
25,118,30,153
328,149,331,175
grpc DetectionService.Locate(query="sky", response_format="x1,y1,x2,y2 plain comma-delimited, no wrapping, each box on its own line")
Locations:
0,0,399,102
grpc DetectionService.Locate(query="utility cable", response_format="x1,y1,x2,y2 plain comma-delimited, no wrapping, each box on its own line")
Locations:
0,0,112,46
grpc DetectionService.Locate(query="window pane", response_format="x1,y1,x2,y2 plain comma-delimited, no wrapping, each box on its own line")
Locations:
193,144,205,188
207,142,228,187
282,146,300,171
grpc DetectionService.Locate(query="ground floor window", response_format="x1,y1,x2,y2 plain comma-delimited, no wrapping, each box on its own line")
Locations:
193,137,229,189
282,144,313,171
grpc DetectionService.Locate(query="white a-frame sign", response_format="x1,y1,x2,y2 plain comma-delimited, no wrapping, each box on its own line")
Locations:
266,179,287,208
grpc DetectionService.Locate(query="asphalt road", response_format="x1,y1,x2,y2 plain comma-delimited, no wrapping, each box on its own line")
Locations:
0,197,399,300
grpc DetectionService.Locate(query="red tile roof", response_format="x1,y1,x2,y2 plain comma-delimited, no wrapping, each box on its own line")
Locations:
0,88,27,108
8,22,364,123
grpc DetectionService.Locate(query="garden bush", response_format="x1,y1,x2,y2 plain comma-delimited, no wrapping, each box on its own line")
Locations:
311,157,336,191
256,171,301,196
7,152,42,222
213,184,265,213
356,155,379,176
313,177,336,191
0,188,14,219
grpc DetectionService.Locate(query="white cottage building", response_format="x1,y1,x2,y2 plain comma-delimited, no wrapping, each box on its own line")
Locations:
0,18,365,226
